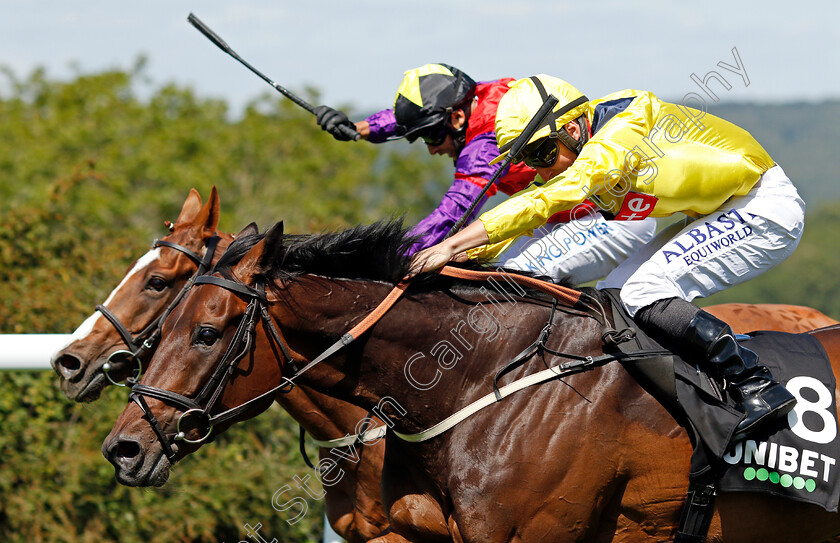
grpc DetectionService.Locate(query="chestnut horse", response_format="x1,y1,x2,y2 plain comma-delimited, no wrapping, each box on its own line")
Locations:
50,188,388,541
103,220,840,542
705,303,836,335
51,187,232,401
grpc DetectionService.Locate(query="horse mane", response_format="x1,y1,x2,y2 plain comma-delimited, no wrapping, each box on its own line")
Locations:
211,218,576,296
260,219,414,283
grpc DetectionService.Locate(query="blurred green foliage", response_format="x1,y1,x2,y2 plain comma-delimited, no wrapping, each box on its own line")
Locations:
0,63,448,543
0,376,316,543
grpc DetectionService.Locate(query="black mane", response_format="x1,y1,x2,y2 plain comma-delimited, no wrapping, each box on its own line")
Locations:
259,219,415,284
252,218,576,292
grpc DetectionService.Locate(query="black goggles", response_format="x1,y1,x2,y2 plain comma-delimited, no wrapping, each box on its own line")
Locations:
519,137,559,169
417,122,449,146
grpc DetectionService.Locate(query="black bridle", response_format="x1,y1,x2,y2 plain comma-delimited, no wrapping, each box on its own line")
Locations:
95,236,220,386
127,276,298,462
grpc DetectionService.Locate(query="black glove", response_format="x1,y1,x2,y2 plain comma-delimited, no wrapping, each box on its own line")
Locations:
313,105,356,141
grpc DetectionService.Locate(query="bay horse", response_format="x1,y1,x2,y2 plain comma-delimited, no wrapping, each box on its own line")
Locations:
49,188,388,541
103,219,840,542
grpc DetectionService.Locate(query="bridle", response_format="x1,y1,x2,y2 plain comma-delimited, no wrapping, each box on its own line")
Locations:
127,275,299,462
127,268,409,463
95,235,221,386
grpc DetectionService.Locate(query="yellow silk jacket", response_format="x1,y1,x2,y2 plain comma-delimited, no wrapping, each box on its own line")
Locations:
472,89,775,260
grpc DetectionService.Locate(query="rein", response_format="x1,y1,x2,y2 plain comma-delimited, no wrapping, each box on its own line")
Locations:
127,265,608,461
97,236,221,386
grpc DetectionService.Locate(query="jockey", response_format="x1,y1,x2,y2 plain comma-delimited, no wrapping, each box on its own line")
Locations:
313,63,657,284
409,74,805,439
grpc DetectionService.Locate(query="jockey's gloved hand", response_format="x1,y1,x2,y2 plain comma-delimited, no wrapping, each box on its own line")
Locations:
314,106,355,141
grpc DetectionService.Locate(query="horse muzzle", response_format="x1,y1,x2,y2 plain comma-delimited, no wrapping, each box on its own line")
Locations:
102,431,174,487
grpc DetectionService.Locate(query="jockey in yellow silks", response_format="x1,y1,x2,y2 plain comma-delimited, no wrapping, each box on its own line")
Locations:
410,74,806,441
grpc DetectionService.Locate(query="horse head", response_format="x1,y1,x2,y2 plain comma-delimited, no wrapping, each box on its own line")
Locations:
101,221,395,540
102,221,296,486
51,187,232,402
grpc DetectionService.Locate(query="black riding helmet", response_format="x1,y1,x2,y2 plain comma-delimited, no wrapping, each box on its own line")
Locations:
392,63,476,146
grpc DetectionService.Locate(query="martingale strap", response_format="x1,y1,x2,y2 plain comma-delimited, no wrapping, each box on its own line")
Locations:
492,299,559,401
300,415,387,468
308,423,388,448
392,348,669,443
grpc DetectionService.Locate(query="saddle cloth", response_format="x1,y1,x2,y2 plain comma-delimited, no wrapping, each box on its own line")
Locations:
601,289,840,512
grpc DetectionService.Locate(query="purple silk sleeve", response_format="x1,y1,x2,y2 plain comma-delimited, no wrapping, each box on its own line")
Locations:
406,178,487,255
454,131,510,181
364,109,398,143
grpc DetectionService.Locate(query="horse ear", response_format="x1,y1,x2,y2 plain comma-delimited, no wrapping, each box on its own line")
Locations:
236,222,259,238
265,221,284,247
193,186,220,235
260,221,285,269
236,221,277,276
175,188,203,225
236,238,267,277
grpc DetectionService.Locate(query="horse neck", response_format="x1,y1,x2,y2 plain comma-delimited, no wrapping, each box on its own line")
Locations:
276,276,608,435
273,384,372,442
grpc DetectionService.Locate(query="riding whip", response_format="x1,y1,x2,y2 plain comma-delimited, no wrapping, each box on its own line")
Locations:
186,13,361,141
444,93,559,238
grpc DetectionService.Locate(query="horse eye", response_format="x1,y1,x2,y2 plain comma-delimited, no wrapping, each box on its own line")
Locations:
146,276,168,292
197,328,219,346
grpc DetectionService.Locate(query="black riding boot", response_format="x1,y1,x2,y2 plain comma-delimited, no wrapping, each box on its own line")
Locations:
683,310,796,438
634,297,796,439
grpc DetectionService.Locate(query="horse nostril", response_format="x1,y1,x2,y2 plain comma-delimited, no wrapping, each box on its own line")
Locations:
56,354,82,376
114,439,141,461
106,437,144,474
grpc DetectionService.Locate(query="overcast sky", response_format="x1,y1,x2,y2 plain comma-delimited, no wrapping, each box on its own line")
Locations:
2,1,838,117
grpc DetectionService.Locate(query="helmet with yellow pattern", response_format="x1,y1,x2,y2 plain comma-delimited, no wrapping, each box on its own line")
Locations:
393,63,476,146
490,75,590,166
